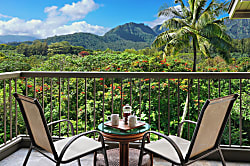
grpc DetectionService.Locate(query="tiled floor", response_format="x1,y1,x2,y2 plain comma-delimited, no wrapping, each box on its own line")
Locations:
0,148,249,166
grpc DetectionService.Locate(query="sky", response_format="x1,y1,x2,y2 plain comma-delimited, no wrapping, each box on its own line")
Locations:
0,0,228,39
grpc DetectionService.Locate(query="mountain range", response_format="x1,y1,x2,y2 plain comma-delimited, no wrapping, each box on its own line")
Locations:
3,19,250,51
0,35,37,44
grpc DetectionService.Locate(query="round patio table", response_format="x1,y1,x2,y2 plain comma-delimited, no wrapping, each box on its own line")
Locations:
98,121,150,166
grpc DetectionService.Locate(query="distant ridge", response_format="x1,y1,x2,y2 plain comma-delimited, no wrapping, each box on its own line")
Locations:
0,35,37,43
224,19,250,39
40,22,157,51
7,19,250,51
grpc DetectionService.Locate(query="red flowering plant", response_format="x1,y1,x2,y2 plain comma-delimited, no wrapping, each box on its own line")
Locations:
78,51,90,57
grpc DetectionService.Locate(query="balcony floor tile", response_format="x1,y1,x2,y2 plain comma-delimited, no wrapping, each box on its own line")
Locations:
0,148,250,166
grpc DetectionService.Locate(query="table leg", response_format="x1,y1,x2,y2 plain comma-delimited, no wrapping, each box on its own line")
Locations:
119,142,129,166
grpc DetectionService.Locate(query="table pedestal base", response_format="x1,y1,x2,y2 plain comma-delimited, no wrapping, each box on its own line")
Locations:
120,142,129,166
95,148,151,166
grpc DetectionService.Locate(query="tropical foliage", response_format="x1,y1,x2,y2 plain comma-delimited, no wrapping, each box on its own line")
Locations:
153,0,232,72
0,47,249,146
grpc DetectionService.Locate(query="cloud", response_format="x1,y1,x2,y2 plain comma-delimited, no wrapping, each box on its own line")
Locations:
145,5,182,28
60,0,99,20
0,0,109,38
0,13,12,19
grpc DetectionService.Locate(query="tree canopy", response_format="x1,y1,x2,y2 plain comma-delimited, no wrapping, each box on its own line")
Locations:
153,0,232,72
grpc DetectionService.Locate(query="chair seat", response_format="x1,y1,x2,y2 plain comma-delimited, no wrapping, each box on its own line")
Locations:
54,136,102,162
145,135,190,164
96,148,151,166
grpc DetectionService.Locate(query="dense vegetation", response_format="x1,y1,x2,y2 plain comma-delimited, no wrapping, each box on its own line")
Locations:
0,42,249,146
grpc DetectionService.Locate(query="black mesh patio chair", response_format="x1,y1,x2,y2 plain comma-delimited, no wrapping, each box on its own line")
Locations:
138,94,238,166
14,93,109,166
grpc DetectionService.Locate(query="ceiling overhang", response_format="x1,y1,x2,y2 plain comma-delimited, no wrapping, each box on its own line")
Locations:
228,0,250,19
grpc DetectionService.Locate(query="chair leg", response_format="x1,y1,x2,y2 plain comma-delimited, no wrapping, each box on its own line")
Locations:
138,148,144,166
102,148,109,166
23,146,32,166
218,148,226,166
77,158,81,166
93,151,97,166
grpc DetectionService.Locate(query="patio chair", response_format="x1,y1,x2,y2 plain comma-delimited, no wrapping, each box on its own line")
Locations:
13,93,109,166
138,94,238,166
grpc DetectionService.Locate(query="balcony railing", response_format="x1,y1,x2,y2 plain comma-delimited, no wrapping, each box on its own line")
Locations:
0,71,249,160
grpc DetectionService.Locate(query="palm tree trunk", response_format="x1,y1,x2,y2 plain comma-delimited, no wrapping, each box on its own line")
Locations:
180,39,196,137
192,38,197,72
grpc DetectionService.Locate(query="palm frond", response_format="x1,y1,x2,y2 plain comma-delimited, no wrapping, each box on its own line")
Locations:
210,1,229,17
202,0,215,14
192,0,208,25
202,23,232,44
164,36,190,55
158,6,184,19
175,0,190,18
188,0,195,14
152,31,175,48
196,11,213,30
162,18,189,30
197,35,211,57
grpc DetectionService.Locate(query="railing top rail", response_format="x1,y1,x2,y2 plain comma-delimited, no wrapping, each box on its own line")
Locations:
18,71,250,79
0,71,21,80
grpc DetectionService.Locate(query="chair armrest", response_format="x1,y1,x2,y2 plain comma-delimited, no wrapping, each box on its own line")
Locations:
58,130,106,162
47,119,75,136
141,131,185,164
177,120,197,137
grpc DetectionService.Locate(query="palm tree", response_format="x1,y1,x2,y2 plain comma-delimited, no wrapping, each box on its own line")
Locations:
153,0,231,72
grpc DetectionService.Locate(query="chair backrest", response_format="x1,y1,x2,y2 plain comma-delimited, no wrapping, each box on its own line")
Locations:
13,93,58,158
185,94,238,161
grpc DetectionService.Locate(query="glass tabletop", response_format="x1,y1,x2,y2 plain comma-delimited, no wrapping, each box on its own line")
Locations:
98,121,150,135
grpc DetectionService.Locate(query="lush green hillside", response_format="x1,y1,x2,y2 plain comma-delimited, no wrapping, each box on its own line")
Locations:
42,33,108,50
225,19,250,39
0,35,37,43
6,19,250,51
105,22,156,43
40,22,156,51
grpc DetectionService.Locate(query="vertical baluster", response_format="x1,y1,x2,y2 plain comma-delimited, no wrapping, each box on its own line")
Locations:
177,78,180,126
25,78,27,96
158,79,161,136
148,79,151,125
34,77,36,98
50,79,53,133
76,78,78,134
58,77,61,137
42,77,44,109
208,79,210,99
15,78,17,138
67,78,70,135
102,78,105,122
198,79,200,115
111,78,114,114
3,80,6,144
93,78,96,130
130,78,132,106
121,79,123,117
218,79,221,97
167,79,170,135
85,78,87,132
9,79,12,140
139,79,142,117
229,79,231,146
187,79,190,140
239,79,242,146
